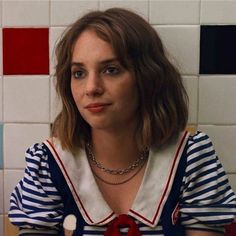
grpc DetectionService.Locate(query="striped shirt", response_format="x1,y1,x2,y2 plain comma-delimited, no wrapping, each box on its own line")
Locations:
8,131,236,235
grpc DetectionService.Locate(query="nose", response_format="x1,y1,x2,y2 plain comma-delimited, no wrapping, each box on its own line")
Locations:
85,72,104,97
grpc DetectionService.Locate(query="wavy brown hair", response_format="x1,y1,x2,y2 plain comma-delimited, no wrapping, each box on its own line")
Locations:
52,8,188,153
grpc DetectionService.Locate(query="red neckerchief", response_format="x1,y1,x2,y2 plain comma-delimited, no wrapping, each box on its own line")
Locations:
104,214,141,236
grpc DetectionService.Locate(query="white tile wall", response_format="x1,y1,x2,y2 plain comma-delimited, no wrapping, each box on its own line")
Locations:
0,170,3,214
51,0,99,26
1,0,236,233
228,174,236,193
4,123,50,169
201,0,236,24
198,125,236,173
150,0,200,24
199,76,236,124
0,215,3,236
0,1,2,27
3,76,50,123
4,170,24,214
49,27,67,75
155,25,200,75
50,77,61,123
183,76,198,124
99,0,149,20
2,0,50,27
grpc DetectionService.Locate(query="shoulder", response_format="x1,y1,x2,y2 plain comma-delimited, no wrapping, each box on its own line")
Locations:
9,140,64,231
186,131,214,153
26,142,49,156
185,131,219,177
179,132,236,230
185,131,217,169
24,141,52,171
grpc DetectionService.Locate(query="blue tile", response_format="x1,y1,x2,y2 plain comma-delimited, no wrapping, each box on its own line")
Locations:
0,124,3,169
200,25,236,74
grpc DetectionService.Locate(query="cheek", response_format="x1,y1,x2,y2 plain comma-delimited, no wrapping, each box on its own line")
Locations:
70,81,76,97
125,81,138,100
71,82,82,103
120,85,139,109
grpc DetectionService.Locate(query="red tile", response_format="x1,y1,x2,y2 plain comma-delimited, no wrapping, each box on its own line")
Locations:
3,28,49,75
225,223,236,236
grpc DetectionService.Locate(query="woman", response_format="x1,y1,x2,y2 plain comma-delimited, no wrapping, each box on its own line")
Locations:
9,8,236,236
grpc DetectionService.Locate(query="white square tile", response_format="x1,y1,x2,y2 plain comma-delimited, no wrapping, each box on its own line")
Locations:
49,27,67,75
154,25,200,75
2,0,50,27
0,2,2,27
51,0,98,26
50,77,62,123
0,171,3,214
3,76,50,123
228,174,236,193
4,170,24,214
150,0,200,24
201,0,236,24
183,76,198,124
199,76,236,124
198,125,236,173
0,215,3,236
4,123,50,169
99,0,148,20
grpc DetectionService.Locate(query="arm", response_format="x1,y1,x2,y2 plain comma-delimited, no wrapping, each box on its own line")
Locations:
180,132,236,235
186,229,223,236
8,143,63,234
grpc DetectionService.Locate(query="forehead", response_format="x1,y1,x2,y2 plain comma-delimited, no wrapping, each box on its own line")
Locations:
72,30,115,60
73,30,113,52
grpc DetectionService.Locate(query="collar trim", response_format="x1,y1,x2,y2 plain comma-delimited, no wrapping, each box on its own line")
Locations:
128,131,189,227
44,131,189,227
44,139,116,225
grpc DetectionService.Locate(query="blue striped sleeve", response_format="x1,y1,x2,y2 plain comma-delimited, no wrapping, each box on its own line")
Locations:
8,143,64,235
180,131,236,233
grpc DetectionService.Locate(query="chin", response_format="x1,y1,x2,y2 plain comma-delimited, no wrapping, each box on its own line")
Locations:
87,120,110,130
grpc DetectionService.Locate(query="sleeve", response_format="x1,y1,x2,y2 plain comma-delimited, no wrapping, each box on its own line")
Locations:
8,143,64,235
179,131,236,234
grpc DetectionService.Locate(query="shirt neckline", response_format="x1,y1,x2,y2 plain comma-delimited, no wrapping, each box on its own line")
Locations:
44,131,189,227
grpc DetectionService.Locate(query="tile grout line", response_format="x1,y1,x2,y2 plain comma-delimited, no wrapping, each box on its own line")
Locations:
148,0,150,23
198,0,201,132
199,0,202,25
0,0,4,222
198,0,201,129
98,0,100,10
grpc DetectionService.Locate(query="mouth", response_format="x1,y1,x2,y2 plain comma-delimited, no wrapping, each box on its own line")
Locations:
85,103,111,113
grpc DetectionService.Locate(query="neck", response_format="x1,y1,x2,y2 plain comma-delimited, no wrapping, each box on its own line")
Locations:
90,128,140,169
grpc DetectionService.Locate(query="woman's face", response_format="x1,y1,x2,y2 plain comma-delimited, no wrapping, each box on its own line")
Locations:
70,29,139,132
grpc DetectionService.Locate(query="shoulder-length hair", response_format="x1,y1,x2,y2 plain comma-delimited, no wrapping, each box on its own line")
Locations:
52,8,188,153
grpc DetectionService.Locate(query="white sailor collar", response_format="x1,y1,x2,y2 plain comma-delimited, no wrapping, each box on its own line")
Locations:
44,131,189,227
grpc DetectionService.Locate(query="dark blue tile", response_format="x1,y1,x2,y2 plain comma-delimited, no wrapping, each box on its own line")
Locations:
200,25,236,74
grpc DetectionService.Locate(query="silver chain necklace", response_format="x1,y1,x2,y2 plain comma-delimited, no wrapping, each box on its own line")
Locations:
86,143,149,175
91,160,146,185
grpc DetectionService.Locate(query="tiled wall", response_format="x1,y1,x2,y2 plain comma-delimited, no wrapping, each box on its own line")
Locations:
0,0,236,235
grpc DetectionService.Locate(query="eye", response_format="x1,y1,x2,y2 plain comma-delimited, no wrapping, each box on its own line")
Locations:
71,70,85,79
103,66,120,75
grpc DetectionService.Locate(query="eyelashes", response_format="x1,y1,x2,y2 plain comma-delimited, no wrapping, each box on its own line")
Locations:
71,70,85,79
71,65,123,79
103,65,121,75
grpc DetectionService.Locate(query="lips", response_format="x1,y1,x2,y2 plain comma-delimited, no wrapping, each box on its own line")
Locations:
85,103,111,113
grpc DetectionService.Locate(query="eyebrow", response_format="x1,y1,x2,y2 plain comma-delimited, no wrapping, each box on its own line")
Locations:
70,58,119,68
